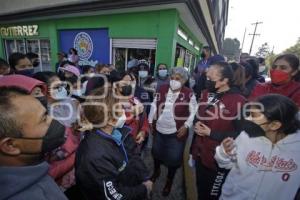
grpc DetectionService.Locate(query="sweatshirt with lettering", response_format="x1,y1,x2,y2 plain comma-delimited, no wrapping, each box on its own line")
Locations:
215,130,300,200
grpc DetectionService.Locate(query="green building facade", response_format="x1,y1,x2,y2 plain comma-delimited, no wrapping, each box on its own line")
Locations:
0,9,202,73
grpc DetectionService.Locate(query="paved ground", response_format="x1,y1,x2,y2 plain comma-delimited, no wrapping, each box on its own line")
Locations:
143,129,197,200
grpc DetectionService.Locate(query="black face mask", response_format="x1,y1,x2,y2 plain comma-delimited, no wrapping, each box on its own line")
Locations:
19,119,66,154
33,61,40,67
120,85,132,96
36,96,48,109
205,79,218,93
41,120,66,153
241,119,268,138
16,68,34,77
201,52,206,58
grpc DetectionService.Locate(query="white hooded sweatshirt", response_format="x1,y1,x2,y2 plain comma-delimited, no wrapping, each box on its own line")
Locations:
215,130,300,200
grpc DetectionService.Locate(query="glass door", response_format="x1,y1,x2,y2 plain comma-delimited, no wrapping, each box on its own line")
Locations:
4,38,51,72
40,39,51,71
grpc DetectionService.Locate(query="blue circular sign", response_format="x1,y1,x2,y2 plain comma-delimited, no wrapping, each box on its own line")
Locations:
74,32,93,60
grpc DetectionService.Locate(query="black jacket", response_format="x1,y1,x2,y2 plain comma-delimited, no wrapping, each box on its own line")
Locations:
75,127,147,200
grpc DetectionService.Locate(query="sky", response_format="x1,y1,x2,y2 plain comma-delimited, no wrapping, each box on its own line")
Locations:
225,0,300,55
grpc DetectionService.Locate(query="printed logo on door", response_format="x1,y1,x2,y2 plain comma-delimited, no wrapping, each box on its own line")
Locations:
74,32,93,60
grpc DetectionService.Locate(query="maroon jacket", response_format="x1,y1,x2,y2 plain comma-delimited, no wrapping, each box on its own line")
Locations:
250,81,300,107
154,84,193,139
191,89,246,169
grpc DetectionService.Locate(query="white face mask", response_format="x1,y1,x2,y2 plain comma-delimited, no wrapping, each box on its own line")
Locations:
170,80,182,90
138,71,148,78
259,66,266,73
114,111,127,128
158,69,168,77
72,89,82,97
52,86,68,100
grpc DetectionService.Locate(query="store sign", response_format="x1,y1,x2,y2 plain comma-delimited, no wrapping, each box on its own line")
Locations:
59,29,110,66
0,25,39,37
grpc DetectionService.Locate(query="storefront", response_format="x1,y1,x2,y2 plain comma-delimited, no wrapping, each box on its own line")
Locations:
0,9,202,73
0,25,51,71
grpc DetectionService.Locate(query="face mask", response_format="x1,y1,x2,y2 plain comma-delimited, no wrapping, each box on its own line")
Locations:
170,80,182,90
111,129,123,143
242,118,269,138
205,79,218,93
259,66,266,73
33,61,40,68
270,69,290,85
36,96,48,109
18,119,66,154
120,85,132,96
138,71,148,78
72,89,82,97
158,69,168,78
52,86,68,100
16,68,34,77
201,52,206,58
114,111,126,129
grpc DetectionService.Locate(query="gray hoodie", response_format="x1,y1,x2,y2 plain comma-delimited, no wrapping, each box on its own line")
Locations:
0,161,67,200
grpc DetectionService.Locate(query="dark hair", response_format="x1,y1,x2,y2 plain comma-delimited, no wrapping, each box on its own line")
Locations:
120,71,135,81
85,77,106,95
156,63,167,71
0,87,29,138
241,61,253,79
246,58,259,78
69,48,78,55
255,94,300,135
26,52,39,60
212,61,234,86
230,62,246,90
138,63,150,72
8,53,27,70
65,76,78,85
202,46,211,52
33,71,58,86
258,57,265,65
60,60,75,68
0,58,9,68
82,65,93,74
274,54,299,71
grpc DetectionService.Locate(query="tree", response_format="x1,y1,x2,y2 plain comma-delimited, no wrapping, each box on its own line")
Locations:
265,52,277,67
222,38,241,61
284,38,300,58
255,42,271,58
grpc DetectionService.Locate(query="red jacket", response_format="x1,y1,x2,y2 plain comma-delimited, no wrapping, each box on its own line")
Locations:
191,90,246,169
249,81,300,107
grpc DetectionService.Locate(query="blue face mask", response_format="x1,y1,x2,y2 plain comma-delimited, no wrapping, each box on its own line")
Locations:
52,86,68,100
16,68,34,77
158,69,168,77
138,70,148,78
111,129,122,144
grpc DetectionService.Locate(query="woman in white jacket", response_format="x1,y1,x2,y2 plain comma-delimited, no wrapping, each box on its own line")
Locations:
214,94,300,200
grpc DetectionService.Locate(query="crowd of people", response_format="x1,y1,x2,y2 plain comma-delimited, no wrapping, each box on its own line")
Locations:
0,46,300,200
